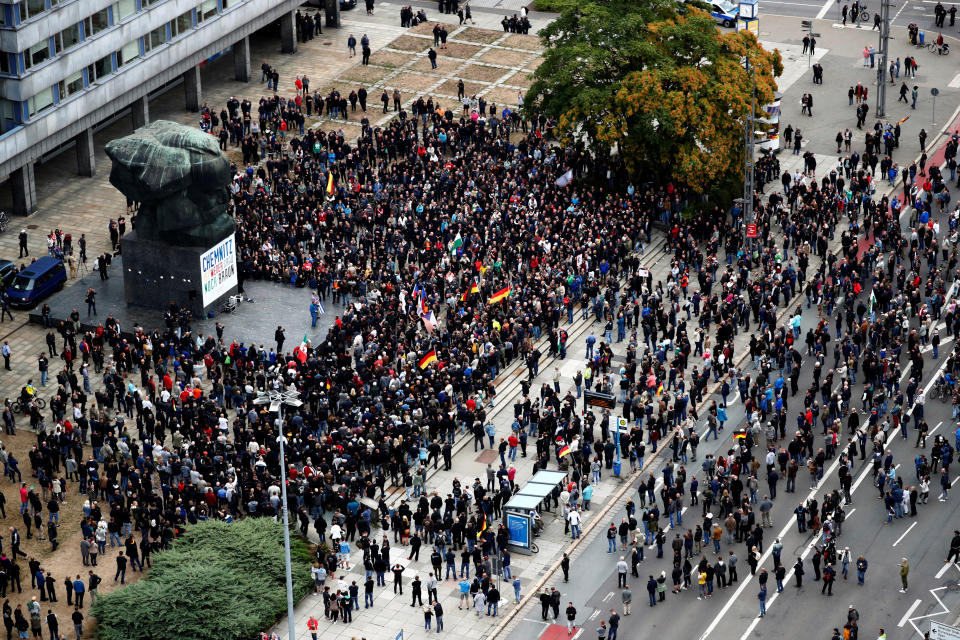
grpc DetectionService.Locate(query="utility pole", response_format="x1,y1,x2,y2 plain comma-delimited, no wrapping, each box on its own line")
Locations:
875,0,891,117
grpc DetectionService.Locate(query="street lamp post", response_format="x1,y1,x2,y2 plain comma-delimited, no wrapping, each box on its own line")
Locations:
254,386,303,640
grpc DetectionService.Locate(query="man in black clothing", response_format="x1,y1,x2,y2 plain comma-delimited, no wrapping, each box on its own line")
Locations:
410,575,423,607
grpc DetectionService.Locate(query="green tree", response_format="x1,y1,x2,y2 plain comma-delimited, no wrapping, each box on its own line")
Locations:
92,519,312,640
527,0,783,192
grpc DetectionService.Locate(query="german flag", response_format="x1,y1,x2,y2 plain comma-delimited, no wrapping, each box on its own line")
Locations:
488,285,511,304
326,172,334,195
418,350,437,369
558,444,571,458
460,282,480,302
477,512,487,539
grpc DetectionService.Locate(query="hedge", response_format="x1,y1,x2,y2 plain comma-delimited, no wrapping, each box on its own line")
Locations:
91,518,313,640
532,0,572,11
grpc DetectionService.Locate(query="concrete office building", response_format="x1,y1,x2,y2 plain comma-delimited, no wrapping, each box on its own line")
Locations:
0,0,327,216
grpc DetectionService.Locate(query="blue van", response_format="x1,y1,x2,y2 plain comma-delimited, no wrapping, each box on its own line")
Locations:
6,257,66,307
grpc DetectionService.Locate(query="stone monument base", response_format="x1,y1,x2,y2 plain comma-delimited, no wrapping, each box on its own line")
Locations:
120,232,235,318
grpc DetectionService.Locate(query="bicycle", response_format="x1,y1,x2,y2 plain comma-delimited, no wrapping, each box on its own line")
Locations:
858,10,871,22
12,396,46,414
928,42,951,55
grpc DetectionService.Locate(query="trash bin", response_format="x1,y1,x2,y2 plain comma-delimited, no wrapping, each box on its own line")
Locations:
613,461,622,476
919,30,925,45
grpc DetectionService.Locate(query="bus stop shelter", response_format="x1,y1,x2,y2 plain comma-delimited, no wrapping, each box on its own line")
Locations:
503,470,568,553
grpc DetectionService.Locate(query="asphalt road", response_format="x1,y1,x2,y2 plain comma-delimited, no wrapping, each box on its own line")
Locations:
507,173,960,640
761,0,960,29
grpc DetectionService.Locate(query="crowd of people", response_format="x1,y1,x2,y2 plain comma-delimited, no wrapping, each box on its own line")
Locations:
5,9,960,637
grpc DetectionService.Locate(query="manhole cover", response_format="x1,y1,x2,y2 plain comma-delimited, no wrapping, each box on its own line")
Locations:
323,41,333,45
26,225,38,229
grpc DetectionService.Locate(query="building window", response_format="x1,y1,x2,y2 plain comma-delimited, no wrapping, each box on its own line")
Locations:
27,86,54,117
90,54,112,81
23,40,50,70
117,40,140,67
63,70,84,96
55,24,82,54
0,54,10,75
84,8,110,37
197,0,217,22
145,25,167,51
0,98,18,134
17,0,47,22
173,10,193,35
114,0,136,21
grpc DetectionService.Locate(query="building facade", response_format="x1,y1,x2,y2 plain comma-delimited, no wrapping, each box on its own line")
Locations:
0,0,303,215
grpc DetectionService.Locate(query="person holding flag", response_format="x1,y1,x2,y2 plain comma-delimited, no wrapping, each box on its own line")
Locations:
489,285,511,304
419,350,437,369
295,335,310,363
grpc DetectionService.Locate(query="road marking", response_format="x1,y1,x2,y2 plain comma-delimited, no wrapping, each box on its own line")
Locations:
588,610,600,620
949,73,960,89
522,618,551,626
893,521,918,546
602,592,614,602
700,431,860,640
573,630,583,640
931,421,944,435
935,562,959,579
899,599,923,627
816,0,834,19
952,475,960,486
846,508,857,518
907,587,951,637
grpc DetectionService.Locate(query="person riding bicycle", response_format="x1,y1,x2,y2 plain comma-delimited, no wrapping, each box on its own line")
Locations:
19,380,35,406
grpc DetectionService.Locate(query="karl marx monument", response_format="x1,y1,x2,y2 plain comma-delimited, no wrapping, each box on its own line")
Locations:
104,120,238,317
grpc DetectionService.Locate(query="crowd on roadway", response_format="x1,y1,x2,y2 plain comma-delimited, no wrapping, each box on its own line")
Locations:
5,15,960,638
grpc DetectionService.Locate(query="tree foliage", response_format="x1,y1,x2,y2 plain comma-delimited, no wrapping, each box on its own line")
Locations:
92,519,312,640
527,0,783,192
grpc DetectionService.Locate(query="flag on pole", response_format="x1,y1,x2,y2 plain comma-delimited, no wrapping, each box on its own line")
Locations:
460,282,480,302
556,168,574,188
295,334,309,363
326,172,334,195
419,350,437,369
421,310,437,333
558,444,571,458
477,512,487,539
450,233,463,255
868,290,876,314
317,300,326,315
488,285,511,304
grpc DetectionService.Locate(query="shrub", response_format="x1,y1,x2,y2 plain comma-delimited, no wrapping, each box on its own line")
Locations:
92,518,312,640
532,0,572,12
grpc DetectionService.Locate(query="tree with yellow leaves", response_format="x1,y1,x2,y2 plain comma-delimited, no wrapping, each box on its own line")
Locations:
527,0,783,193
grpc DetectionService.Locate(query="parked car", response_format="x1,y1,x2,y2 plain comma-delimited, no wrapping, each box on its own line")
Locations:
6,257,66,307
0,260,17,289
710,1,739,27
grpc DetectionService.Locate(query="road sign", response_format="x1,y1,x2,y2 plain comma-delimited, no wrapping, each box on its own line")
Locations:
396,632,404,640
746,223,758,238
931,87,940,96
931,621,960,640
801,19,812,28
811,32,822,36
